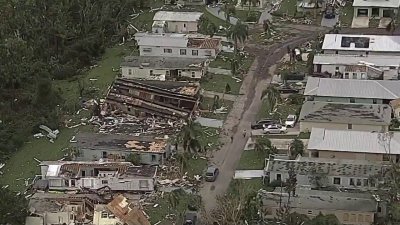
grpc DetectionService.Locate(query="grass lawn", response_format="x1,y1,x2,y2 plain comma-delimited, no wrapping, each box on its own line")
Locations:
209,52,254,73
200,74,242,94
339,3,354,28
200,97,234,120
2,42,136,190
237,150,265,170
227,178,274,196
274,0,297,17
235,10,262,23
145,191,202,225
257,99,302,121
277,60,308,76
185,157,208,177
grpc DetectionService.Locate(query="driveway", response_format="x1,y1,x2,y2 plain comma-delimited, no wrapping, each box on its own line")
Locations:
321,14,339,27
199,31,321,213
351,17,369,28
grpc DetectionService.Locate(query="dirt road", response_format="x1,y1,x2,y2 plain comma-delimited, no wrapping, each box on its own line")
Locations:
199,27,325,213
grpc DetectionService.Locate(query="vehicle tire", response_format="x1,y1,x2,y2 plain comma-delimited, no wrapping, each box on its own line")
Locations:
280,131,284,134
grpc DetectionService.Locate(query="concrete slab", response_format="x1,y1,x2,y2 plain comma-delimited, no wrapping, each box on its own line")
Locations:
321,14,339,28
234,170,264,179
351,17,369,28
195,117,223,128
379,18,392,29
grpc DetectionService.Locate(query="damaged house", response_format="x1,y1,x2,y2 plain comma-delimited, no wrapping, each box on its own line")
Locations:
121,56,208,80
75,132,171,165
134,33,222,59
104,78,200,119
152,11,203,33
25,193,106,225
38,161,157,192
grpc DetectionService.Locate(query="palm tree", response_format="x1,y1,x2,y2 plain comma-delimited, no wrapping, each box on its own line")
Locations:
289,138,304,159
226,21,249,55
176,152,190,175
223,0,237,23
261,86,282,112
179,120,203,154
167,190,180,214
230,55,240,76
254,136,277,157
285,166,297,201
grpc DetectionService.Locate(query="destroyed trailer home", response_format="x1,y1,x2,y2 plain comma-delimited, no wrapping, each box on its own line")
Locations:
25,192,106,225
102,194,151,225
134,33,222,59
104,78,200,119
264,156,388,190
75,132,171,165
38,161,157,192
121,56,208,80
299,101,392,132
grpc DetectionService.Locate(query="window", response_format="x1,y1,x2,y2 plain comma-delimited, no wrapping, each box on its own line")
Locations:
358,214,364,222
178,70,182,77
192,50,198,56
102,180,108,184
151,154,157,162
365,215,372,222
350,98,355,103
335,66,339,71
311,151,319,158
150,70,154,76
204,50,212,56
191,71,195,78
333,177,341,185
363,179,369,186
348,124,352,129
180,49,187,55
102,151,107,158
344,72,349,79
101,212,108,218
352,73,357,79
361,73,366,79
350,178,355,185
307,210,313,215
70,214,75,220
71,180,75,187
276,174,281,181
335,50,338,54
127,107,131,112
383,154,391,161
139,180,149,188
390,66,396,69
183,23,186,28
81,170,86,177
166,70,170,76
370,179,376,187
164,48,172,53
343,213,349,221
356,179,362,186
350,214,357,222
143,48,152,53
373,99,377,104
128,69,132,75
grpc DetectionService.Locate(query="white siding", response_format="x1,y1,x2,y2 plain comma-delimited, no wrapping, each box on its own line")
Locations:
300,121,387,132
165,21,198,33
139,46,217,58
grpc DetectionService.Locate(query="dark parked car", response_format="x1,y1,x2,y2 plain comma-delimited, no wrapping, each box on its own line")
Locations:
183,211,198,225
205,166,219,182
251,119,277,129
324,4,336,19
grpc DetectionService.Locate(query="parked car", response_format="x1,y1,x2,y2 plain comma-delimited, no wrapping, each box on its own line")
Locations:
324,4,336,19
205,166,219,182
251,119,277,129
183,211,198,225
285,115,297,128
264,124,288,134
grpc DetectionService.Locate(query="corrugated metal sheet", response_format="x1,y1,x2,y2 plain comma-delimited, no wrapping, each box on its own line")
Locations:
308,128,400,154
304,77,400,99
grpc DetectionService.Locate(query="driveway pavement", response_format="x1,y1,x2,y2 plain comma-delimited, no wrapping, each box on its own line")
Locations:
321,14,339,27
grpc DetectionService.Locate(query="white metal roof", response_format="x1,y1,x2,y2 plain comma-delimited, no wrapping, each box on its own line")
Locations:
322,34,400,52
153,11,203,22
304,77,400,99
313,54,400,67
134,33,189,47
46,165,61,177
353,0,400,7
308,128,400,154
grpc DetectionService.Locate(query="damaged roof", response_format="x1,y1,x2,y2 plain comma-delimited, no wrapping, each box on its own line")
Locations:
299,101,391,125
304,77,400,100
308,128,400,155
134,33,221,49
121,56,206,69
353,0,400,8
313,54,400,67
153,11,203,22
265,156,387,177
322,34,400,52
76,132,168,153
107,195,151,225
260,189,377,212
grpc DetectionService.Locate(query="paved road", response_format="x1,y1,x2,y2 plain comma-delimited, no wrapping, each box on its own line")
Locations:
199,29,322,214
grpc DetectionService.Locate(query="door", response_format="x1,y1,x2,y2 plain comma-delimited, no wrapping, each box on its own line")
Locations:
357,9,369,17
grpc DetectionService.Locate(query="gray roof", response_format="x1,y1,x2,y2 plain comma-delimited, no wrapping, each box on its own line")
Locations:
260,189,377,212
353,0,400,7
121,56,205,69
304,77,400,100
153,11,203,22
308,128,400,154
313,54,400,67
265,156,387,177
299,101,391,125
322,34,400,52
